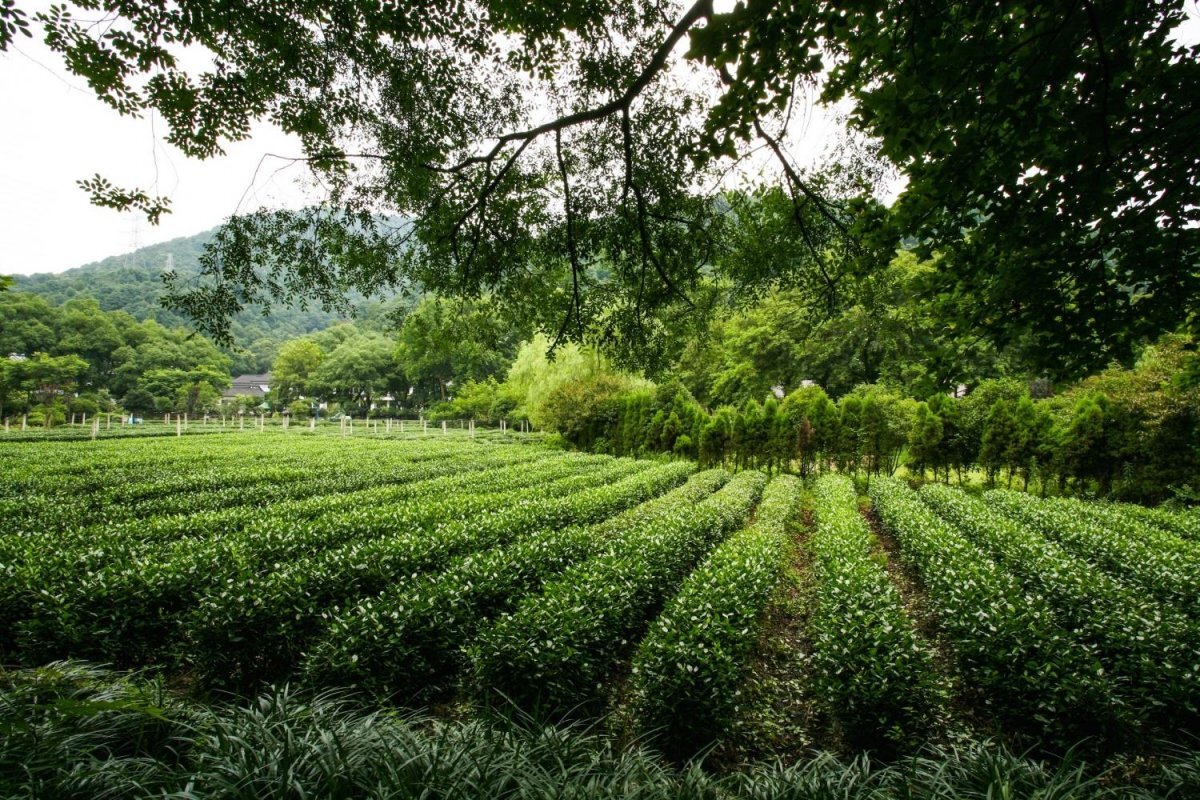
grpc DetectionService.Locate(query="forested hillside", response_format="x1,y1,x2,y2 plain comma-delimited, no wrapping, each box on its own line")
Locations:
13,228,217,325
12,227,401,372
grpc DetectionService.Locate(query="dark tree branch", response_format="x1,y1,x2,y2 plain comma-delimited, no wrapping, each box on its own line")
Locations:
750,117,848,236
712,63,849,244
620,106,694,310
430,0,715,176
553,127,584,348
1081,0,1111,171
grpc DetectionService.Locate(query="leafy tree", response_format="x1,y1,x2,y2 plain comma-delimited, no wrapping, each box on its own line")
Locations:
271,339,325,404
10,352,89,425
308,323,365,355
396,296,525,403
121,387,157,417
979,399,1019,488
433,377,507,423
108,320,232,399
134,366,230,415
850,386,912,478
53,299,124,387
15,1,1192,373
1050,336,1200,501
286,399,312,420
907,402,944,481
925,393,967,483
1007,396,1055,492
0,292,59,357
0,360,17,420
310,334,403,413
502,335,641,430
619,391,654,456
17,352,88,406
958,379,1026,471
539,373,629,451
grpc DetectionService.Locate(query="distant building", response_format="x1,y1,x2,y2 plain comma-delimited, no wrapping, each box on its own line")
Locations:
222,373,271,401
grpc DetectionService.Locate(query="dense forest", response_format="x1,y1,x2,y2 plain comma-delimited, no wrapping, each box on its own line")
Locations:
12,227,403,373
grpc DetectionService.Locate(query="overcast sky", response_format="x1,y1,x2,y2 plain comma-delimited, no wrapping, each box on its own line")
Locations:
0,27,309,276
2,3,1195,277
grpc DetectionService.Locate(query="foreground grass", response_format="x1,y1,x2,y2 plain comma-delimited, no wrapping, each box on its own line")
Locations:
2,663,1198,799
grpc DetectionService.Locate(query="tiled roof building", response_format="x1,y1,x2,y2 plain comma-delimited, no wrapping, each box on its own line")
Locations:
223,374,271,399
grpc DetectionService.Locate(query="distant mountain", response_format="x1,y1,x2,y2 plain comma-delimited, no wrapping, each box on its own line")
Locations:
15,228,219,327
13,226,404,371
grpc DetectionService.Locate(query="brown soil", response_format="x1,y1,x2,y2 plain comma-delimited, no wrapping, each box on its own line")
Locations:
712,506,826,765
860,505,993,741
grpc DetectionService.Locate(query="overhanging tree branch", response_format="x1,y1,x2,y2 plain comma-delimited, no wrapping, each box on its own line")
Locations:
429,0,715,176
553,127,584,348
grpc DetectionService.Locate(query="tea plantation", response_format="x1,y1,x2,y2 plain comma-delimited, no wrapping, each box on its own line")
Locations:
2,430,1199,797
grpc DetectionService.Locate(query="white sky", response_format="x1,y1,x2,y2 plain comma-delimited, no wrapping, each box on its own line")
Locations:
1,2,1195,277
0,24,308,276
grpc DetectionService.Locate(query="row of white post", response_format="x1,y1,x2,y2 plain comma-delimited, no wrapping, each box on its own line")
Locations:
2,413,531,437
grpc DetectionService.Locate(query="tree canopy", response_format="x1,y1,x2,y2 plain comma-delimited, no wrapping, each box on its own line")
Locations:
6,0,1198,375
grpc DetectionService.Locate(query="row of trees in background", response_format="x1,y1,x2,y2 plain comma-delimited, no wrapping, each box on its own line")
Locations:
10,224,409,376
434,335,1199,505
4,271,1196,504
268,295,527,418
0,287,528,424
0,292,232,424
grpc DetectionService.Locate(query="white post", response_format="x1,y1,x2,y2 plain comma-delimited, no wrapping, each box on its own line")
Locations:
107,413,111,429
442,420,447,435
22,414,27,431
91,418,99,440
400,419,405,434
423,419,427,435
3,418,8,433
82,413,87,425
240,414,244,431
310,417,316,431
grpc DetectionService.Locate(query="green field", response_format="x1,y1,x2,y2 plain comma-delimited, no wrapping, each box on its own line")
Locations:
3,431,1200,797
